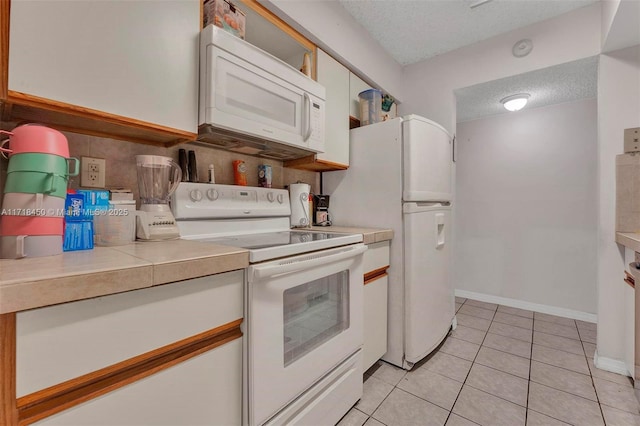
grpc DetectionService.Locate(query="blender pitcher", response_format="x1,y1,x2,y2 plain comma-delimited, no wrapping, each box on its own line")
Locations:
135,155,182,241
136,155,181,204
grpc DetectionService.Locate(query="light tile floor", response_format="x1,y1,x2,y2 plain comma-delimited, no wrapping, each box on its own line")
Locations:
337,297,640,426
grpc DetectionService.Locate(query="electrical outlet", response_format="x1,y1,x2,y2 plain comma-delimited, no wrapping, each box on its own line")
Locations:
80,157,106,188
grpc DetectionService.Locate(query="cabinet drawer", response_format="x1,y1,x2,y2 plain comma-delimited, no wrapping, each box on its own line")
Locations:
17,270,243,397
35,338,242,426
364,241,390,274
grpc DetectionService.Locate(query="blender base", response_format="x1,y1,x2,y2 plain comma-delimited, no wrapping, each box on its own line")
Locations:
136,204,180,241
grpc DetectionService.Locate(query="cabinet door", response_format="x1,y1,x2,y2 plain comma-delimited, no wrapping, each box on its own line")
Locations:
17,271,243,396
316,49,350,166
9,0,199,133
35,339,242,426
624,248,635,376
349,73,370,120
363,275,388,372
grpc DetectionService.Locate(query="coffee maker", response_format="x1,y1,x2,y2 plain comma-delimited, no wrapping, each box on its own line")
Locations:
312,194,331,226
135,155,181,240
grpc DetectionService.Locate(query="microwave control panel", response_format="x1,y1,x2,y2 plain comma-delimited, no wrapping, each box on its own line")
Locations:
308,95,325,152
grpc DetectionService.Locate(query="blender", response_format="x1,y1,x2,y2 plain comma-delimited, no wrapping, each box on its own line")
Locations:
135,155,181,241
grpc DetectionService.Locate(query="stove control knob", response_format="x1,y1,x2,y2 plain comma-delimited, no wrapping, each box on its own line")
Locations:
267,192,275,202
277,193,284,204
206,188,219,201
189,189,203,202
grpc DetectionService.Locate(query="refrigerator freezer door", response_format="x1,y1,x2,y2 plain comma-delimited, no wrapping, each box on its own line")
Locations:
403,203,454,366
402,115,452,202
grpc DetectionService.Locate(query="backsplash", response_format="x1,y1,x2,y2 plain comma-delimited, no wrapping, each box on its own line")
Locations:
0,125,319,209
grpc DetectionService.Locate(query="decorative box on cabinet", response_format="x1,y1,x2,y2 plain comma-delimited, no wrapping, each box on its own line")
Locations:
2,0,200,146
284,49,350,172
363,241,390,372
3,271,243,425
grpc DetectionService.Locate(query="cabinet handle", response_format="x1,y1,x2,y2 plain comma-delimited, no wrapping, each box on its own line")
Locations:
303,93,312,141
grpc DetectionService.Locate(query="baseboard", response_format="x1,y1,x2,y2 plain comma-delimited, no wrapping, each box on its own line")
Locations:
455,289,597,323
594,350,632,377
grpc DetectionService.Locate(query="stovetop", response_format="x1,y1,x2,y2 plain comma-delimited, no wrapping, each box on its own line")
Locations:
192,230,362,263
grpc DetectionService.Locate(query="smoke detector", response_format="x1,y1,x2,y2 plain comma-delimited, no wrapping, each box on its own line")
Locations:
512,39,533,58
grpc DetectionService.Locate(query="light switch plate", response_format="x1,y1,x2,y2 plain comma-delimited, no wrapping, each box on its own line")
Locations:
80,157,106,188
624,127,640,153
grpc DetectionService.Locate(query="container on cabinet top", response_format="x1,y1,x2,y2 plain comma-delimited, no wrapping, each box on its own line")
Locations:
203,0,246,39
359,89,383,126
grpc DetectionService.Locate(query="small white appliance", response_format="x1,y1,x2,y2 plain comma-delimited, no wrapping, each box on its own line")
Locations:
135,155,181,241
171,183,365,425
198,25,326,160
289,182,311,228
324,115,455,370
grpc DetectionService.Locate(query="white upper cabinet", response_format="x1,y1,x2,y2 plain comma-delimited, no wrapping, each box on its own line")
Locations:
8,0,199,134
316,49,350,167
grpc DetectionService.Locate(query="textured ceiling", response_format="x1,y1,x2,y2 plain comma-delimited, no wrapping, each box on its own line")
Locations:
339,0,597,65
455,56,598,122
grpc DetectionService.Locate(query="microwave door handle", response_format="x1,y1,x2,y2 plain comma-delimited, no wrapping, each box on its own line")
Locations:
303,92,313,141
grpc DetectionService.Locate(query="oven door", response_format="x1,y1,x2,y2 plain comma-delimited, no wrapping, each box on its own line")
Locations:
247,244,366,426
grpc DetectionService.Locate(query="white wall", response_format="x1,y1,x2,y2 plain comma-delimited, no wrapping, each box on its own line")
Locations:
597,45,640,362
262,0,404,101
601,0,621,47
455,99,598,313
601,0,640,53
401,3,601,135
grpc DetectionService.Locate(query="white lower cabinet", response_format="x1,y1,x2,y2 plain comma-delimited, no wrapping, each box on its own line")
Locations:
36,339,242,426
624,248,635,377
362,241,390,372
17,271,244,425
363,275,388,372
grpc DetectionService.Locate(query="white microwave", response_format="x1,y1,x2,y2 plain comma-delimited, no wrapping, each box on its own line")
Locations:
198,25,325,159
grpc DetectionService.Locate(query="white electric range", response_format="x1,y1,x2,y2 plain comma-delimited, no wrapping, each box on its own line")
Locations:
171,183,366,426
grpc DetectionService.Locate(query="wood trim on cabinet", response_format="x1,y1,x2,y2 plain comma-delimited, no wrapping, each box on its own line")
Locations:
364,266,389,285
6,91,197,147
0,313,18,425
16,318,243,425
283,155,349,172
625,271,635,289
0,0,10,101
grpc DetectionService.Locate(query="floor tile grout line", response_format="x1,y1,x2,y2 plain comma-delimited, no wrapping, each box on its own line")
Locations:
528,377,601,403
581,327,607,426
442,303,499,425
525,312,535,425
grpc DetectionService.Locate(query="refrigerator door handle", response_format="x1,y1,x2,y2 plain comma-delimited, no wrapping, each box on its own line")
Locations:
435,213,445,249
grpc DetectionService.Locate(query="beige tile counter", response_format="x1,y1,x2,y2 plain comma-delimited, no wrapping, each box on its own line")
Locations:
616,232,640,253
0,240,248,314
311,226,394,245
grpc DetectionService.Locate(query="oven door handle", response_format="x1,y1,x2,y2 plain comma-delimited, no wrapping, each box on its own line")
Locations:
250,244,367,280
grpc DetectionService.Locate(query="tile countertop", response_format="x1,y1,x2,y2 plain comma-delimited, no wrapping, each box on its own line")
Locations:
0,240,249,315
0,226,392,314
311,225,394,245
616,232,640,253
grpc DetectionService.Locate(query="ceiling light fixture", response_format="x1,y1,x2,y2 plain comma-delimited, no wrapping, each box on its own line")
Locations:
500,93,530,112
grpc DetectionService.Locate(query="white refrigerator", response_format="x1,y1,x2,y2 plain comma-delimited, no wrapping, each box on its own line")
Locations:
323,115,454,370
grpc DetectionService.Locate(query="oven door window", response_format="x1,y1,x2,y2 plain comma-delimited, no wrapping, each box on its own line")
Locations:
283,270,349,366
